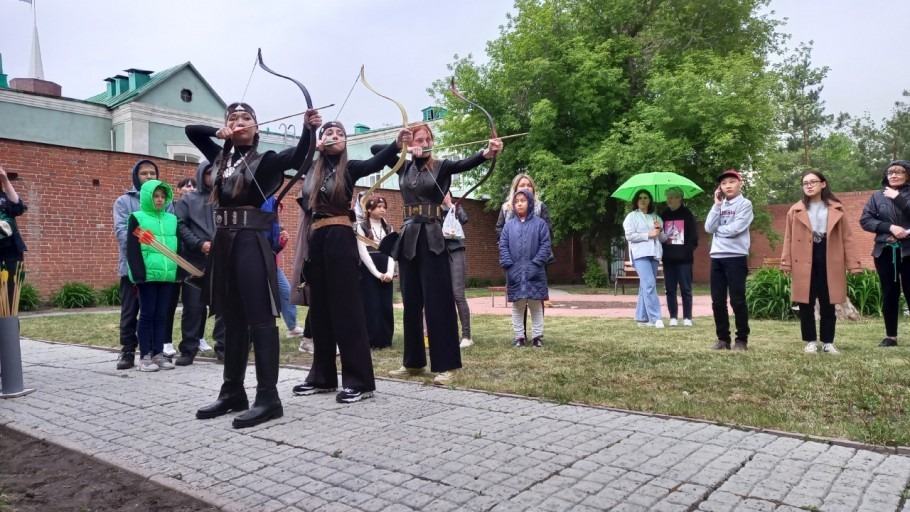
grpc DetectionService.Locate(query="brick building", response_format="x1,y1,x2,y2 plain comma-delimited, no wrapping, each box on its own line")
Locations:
0,138,583,298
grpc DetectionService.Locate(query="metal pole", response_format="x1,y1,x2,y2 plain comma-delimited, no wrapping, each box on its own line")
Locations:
0,316,35,398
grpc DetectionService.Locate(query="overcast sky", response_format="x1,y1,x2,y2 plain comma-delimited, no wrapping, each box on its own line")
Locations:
1,0,908,133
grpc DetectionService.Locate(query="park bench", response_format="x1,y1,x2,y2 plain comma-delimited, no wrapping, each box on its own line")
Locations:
488,286,510,307
613,255,664,295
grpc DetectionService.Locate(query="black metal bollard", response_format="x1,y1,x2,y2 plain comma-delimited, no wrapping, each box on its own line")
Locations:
0,316,35,398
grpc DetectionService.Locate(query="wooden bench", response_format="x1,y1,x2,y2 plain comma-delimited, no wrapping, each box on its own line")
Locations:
613,262,664,295
751,256,782,273
488,286,510,307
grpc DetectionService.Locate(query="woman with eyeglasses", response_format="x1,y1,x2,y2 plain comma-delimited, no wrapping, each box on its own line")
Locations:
623,189,667,328
860,160,910,347
782,171,861,354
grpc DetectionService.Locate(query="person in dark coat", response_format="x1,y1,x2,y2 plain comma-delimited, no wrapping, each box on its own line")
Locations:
860,160,910,347
174,160,224,365
499,189,551,348
660,186,698,327
0,162,27,310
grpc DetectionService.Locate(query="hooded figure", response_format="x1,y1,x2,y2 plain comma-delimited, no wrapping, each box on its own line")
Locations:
499,189,551,302
175,160,215,270
126,180,178,284
114,159,160,277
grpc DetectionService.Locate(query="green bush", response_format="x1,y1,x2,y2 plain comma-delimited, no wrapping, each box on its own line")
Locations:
466,277,493,288
745,268,794,320
97,282,121,306
847,269,883,317
52,282,97,309
583,255,608,289
18,282,41,312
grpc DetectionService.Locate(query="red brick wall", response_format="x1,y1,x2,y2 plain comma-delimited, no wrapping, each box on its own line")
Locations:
1,138,579,298
692,190,877,282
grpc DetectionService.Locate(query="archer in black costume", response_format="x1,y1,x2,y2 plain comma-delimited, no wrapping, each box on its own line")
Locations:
290,121,410,403
384,123,501,385
186,102,321,428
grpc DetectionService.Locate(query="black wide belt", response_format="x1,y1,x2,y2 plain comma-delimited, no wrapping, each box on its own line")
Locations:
214,208,275,230
403,203,442,219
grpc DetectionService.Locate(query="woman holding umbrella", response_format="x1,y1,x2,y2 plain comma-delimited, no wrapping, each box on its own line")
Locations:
623,189,668,327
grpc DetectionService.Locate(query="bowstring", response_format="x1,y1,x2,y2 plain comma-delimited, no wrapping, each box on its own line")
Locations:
239,54,259,104
333,71,362,122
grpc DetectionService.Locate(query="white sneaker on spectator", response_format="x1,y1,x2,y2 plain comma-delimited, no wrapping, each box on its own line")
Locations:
683,319,693,327
460,338,474,348
669,318,678,327
163,343,177,357
822,343,839,354
298,337,314,354
804,341,818,353
198,338,212,352
654,320,665,329
287,326,305,338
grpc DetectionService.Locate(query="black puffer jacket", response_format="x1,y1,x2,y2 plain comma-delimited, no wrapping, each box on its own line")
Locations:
175,161,215,267
859,160,910,258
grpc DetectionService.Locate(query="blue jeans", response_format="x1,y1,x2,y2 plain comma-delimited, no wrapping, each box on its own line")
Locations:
277,269,297,330
632,257,661,323
137,282,174,357
663,262,693,320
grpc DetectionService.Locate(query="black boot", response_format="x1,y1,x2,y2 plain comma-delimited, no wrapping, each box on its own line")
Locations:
197,327,250,419
233,325,283,429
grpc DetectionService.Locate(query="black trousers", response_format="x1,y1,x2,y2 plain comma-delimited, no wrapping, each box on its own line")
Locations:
798,240,836,343
399,227,461,373
118,276,139,353
664,262,694,320
360,252,394,349
710,256,750,342
221,231,278,392
305,226,375,392
180,279,224,356
874,245,910,337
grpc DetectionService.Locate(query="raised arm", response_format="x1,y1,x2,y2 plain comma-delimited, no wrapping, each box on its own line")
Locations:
185,125,223,163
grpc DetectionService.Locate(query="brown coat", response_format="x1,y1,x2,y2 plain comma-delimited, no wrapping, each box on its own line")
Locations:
780,200,862,304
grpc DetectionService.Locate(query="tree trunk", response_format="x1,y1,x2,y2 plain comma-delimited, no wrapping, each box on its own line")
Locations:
814,298,860,320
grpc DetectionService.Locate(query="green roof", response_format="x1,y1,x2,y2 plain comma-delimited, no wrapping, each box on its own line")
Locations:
85,62,224,109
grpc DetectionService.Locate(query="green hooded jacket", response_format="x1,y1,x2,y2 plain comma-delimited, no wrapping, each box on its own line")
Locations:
125,180,178,283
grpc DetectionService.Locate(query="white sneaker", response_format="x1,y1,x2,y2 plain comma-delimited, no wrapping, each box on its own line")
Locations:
669,318,678,327
162,343,177,357
654,320,665,329
286,326,305,338
198,338,212,352
822,343,840,354
804,341,818,353
460,338,474,348
683,319,693,327
297,337,314,354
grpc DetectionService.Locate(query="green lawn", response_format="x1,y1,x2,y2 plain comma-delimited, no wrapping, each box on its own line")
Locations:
20,307,910,447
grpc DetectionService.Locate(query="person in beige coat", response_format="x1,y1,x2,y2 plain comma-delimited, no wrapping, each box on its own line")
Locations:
781,171,862,354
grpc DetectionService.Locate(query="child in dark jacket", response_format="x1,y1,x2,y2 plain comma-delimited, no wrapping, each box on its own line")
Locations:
499,188,552,348
126,180,179,372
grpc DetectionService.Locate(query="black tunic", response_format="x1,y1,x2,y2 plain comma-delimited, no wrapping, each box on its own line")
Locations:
184,125,312,316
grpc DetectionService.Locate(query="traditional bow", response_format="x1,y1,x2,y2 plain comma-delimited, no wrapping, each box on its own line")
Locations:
450,77,498,209
256,48,317,205
359,65,409,214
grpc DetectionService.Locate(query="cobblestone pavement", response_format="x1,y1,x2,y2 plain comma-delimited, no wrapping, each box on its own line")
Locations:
3,339,910,512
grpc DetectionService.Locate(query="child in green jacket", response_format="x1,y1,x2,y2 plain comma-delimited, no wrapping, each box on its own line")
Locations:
126,180,178,371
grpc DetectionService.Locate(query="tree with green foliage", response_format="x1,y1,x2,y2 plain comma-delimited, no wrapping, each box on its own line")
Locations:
431,0,781,262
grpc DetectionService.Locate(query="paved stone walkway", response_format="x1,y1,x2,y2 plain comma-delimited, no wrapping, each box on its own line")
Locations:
3,339,910,512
